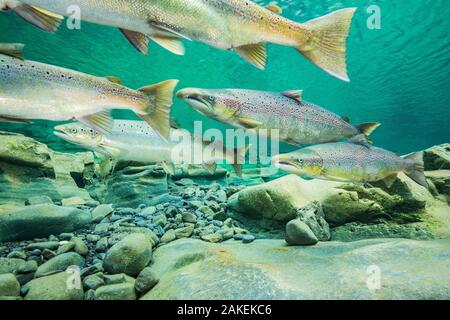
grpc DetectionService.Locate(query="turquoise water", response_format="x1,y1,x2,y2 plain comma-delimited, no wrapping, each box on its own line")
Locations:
0,0,449,154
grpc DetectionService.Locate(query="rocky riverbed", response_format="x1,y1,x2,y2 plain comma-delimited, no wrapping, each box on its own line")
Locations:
0,131,449,300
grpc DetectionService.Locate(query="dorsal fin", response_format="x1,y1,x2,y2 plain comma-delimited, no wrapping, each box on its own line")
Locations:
282,90,303,102
105,76,122,84
341,116,350,123
265,3,282,14
0,43,24,59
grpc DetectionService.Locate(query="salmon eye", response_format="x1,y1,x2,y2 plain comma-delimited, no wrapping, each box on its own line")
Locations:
71,128,77,133
208,96,215,102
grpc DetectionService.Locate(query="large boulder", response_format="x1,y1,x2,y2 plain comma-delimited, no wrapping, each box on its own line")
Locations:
96,164,168,208
24,271,84,300
424,144,450,170
0,204,92,242
227,175,332,222
0,131,94,206
142,238,450,300
103,233,152,276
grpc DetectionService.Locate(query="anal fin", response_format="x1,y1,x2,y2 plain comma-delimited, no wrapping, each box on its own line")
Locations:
161,161,175,175
202,162,217,174
235,43,267,70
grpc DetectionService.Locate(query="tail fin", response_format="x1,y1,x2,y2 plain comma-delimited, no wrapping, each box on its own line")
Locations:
403,151,428,188
356,122,381,138
228,144,251,178
298,8,357,81
137,79,179,140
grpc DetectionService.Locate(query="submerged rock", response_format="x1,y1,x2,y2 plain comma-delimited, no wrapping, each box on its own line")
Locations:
0,273,20,297
94,282,136,300
424,144,450,170
103,233,152,276
0,131,94,206
35,252,85,278
227,175,315,221
142,238,450,300
0,204,92,242
285,220,318,245
24,272,84,300
99,164,168,208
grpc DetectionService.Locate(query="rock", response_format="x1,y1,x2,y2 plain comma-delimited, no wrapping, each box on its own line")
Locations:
0,131,94,206
331,222,434,242
100,164,168,208
35,252,85,278
201,233,222,243
140,206,156,216
83,273,105,290
142,238,450,299
0,273,20,296
103,273,135,285
94,282,136,300
71,237,89,256
26,241,60,251
285,220,318,246
241,234,255,243
80,263,104,277
148,194,182,206
426,170,450,197
182,212,197,223
6,251,26,260
103,233,152,276
154,214,167,227
95,238,108,252
296,201,331,241
24,272,84,300
160,229,176,244
0,258,37,274
174,225,194,238
92,204,114,223
227,175,317,221
424,144,450,170
56,242,75,254
0,204,92,242
135,267,159,295
61,197,86,207
26,196,53,206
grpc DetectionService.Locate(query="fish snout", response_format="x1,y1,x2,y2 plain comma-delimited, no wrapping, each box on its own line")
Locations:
176,88,203,100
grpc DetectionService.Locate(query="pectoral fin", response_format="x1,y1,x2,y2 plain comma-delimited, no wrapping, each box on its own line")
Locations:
0,43,24,59
235,116,262,129
99,145,122,158
150,36,184,55
236,43,267,70
79,111,113,134
14,5,63,32
119,29,149,55
382,174,398,188
148,21,191,40
161,161,175,175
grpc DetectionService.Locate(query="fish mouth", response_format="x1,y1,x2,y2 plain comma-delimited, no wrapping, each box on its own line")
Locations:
271,155,300,173
176,88,210,110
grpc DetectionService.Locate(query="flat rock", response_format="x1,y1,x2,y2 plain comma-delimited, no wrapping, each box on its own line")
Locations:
0,204,92,241
0,273,20,296
35,252,85,278
142,238,450,300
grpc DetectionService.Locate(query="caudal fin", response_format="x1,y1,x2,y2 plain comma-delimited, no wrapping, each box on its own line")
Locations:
228,144,251,178
137,79,179,139
298,8,357,81
403,151,428,188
